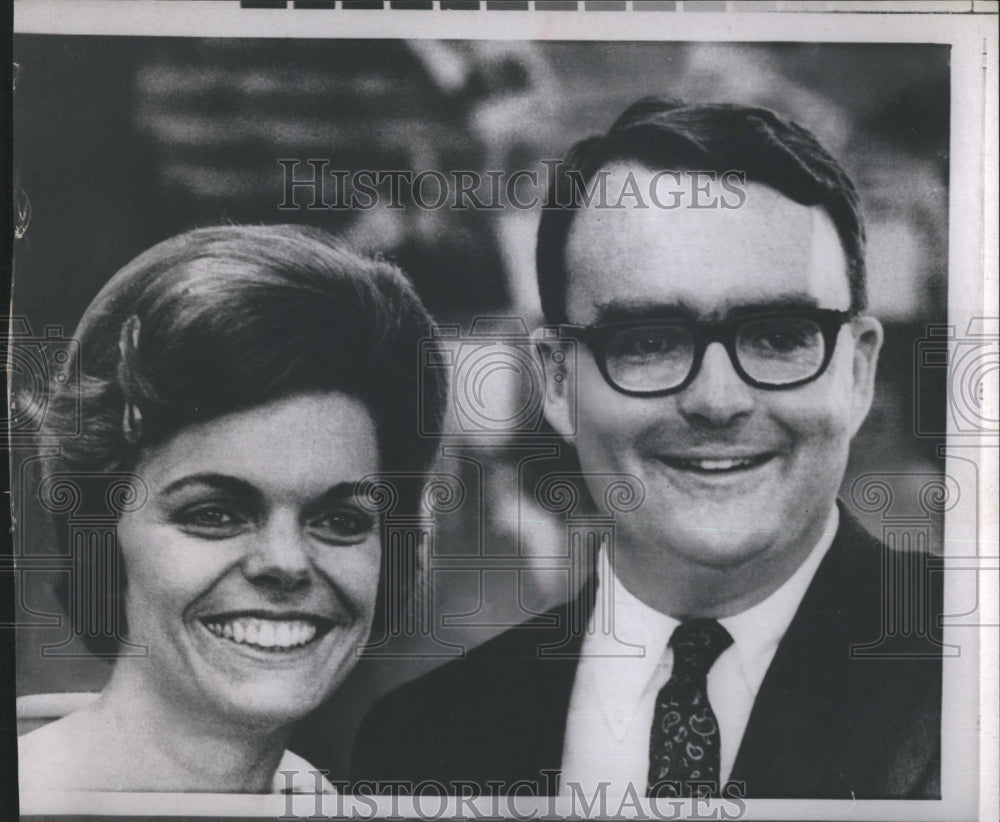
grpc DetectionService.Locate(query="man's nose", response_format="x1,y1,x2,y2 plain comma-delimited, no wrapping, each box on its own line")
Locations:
675,341,754,427
241,515,311,594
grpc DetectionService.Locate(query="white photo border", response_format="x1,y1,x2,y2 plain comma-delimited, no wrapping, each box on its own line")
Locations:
11,2,999,820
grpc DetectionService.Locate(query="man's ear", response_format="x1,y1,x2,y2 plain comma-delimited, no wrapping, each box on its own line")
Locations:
539,339,575,440
849,315,884,437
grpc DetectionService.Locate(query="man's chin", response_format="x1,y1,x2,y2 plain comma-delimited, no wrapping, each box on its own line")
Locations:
633,506,777,560
669,535,773,571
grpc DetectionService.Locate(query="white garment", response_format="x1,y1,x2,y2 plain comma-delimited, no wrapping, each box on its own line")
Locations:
274,750,337,794
559,506,838,797
17,691,335,794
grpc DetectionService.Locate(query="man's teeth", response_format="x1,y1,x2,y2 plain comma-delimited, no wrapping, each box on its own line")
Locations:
678,457,761,471
203,617,319,650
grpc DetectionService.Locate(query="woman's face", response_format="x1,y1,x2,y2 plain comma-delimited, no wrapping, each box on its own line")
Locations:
116,391,382,729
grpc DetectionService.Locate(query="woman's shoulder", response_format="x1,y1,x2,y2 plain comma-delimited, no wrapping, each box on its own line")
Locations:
18,694,123,793
18,710,102,792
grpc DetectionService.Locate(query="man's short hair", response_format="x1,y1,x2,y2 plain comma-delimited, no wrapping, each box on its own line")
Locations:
536,97,867,322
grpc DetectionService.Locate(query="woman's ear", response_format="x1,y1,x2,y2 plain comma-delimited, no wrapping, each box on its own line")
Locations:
539,338,575,440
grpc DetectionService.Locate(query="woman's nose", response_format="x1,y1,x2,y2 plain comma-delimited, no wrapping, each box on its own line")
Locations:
675,341,755,427
241,516,311,594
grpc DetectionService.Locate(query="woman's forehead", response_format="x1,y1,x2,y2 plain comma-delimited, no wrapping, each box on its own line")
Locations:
135,392,379,499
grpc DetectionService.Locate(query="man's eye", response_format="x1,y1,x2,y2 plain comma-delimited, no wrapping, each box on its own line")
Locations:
632,337,670,355
308,509,377,544
174,506,249,537
615,329,686,360
760,332,807,351
742,320,819,356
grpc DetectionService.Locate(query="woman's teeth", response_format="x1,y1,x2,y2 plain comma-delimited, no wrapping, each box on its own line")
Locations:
203,617,319,650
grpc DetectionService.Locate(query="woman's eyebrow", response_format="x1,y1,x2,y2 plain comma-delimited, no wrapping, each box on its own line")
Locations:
158,476,376,514
159,473,262,501
307,481,372,510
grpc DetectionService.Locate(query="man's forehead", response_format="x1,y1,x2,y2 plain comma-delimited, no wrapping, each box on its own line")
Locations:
562,166,851,322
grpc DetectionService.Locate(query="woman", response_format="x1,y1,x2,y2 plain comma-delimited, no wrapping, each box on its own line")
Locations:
16,225,446,793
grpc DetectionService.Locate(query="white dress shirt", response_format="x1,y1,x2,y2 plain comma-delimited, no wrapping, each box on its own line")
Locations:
559,506,839,797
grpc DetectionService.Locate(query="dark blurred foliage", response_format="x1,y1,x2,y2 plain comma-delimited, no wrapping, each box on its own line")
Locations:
12,39,949,328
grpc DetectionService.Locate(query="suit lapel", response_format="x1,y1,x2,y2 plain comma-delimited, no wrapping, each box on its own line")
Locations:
496,511,937,797
524,523,870,794
510,579,598,786
729,509,883,797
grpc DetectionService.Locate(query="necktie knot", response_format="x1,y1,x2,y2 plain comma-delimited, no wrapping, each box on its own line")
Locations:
669,619,733,681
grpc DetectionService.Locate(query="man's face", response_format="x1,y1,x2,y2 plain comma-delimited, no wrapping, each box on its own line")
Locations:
544,166,882,611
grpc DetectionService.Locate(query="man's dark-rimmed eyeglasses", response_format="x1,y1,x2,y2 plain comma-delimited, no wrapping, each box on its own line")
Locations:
560,309,856,397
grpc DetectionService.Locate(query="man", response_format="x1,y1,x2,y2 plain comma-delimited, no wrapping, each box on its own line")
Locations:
351,99,942,800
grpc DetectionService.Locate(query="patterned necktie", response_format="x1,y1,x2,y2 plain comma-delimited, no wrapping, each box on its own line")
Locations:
647,619,733,798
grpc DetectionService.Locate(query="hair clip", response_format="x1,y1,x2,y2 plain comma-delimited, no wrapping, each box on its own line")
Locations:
119,315,141,360
119,315,143,444
122,402,143,445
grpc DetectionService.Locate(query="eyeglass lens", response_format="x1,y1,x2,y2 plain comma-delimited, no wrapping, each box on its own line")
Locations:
604,316,828,391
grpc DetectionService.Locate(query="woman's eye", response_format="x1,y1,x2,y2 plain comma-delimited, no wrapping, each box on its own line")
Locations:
308,509,376,544
174,506,249,537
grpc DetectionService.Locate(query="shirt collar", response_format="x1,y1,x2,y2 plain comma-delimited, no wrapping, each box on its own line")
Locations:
585,503,839,718
718,504,840,695
583,552,679,734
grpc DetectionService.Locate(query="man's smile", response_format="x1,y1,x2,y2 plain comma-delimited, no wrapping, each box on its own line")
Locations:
653,452,777,475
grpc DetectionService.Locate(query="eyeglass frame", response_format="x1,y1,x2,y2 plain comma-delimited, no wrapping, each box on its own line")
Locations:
558,308,857,397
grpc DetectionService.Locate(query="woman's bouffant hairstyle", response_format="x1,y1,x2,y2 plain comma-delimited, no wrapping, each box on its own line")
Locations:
537,97,868,323
41,224,447,655
45,224,444,478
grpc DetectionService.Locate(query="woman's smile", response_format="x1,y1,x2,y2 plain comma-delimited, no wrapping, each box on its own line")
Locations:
117,392,383,726
200,614,329,651
192,613,344,668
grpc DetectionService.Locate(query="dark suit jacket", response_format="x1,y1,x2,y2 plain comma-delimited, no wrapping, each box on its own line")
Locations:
351,509,942,799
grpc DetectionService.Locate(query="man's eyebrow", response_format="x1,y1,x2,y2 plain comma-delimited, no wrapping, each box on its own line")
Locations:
724,296,825,317
590,301,698,323
589,295,826,323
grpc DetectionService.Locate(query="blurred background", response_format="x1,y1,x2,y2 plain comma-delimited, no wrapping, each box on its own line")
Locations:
11,36,950,776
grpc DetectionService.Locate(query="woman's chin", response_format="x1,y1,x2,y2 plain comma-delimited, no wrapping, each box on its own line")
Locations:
212,692,326,730
180,618,357,728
